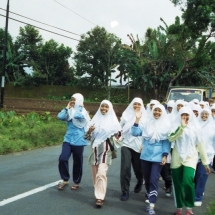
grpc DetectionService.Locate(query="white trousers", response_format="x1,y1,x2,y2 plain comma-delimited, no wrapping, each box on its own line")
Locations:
91,163,108,200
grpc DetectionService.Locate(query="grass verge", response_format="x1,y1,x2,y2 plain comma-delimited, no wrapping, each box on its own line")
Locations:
0,111,66,155
204,200,215,215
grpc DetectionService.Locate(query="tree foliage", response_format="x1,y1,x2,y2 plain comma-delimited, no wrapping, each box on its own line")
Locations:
73,26,121,87
37,39,73,85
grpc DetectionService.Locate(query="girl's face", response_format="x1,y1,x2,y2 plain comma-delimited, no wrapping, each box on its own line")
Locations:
70,97,76,107
150,104,155,110
181,113,189,122
212,109,215,117
177,104,184,112
167,107,173,113
153,108,162,119
193,110,198,117
201,111,209,121
100,103,109,115
133,102,141,111
200,104,204,109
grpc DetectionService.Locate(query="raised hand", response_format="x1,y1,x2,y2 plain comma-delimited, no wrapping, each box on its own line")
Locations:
181,116,188,127
66,101,74,109
134,110,142,124
135,110,142,119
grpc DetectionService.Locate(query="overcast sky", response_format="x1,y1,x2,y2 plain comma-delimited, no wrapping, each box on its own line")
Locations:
0,0,182,49
0,0,182,84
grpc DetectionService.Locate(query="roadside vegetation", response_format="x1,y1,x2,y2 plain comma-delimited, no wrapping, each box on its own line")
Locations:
205,199,215,215
0,111,66,155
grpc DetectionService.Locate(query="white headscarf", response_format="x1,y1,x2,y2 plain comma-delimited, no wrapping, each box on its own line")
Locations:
210,104,215,110
167,100,175,114
142,104,171,144
120,97,147,142
170,100,185,123
183,101,188,106
68,93,90,128
198,108,215,163
171,106,202,162
211,105,215,123
89,100,121,148
146,100,160,116
192,99,200,105
199,101,205,109
191,103,202,117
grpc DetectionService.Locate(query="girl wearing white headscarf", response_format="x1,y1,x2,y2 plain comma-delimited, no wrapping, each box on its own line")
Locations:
194,108,215,207
167,100,175,114
146,100,160,116
168,106,210,215
199,101,205,109
210,104,215,123
87,100,121,206
119,98,146,201
57,93,90,190
192,99,200,105
191,103,202,117
204,101,209,108
170,100,185,123
132,104,171,215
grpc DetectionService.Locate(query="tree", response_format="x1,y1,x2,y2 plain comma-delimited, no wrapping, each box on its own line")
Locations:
123,12,215,99
0,28,26,85
15,25,43,71
73,26,121,88
36,39,73,85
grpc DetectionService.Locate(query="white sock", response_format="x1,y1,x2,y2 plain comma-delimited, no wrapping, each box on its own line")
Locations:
150,203,155,208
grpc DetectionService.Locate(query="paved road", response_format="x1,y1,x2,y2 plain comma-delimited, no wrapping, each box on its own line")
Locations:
0,145,214,215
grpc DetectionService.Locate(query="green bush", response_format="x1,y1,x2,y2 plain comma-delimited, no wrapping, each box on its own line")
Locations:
0,111,66,155
47,88,129,104
205,199,215,215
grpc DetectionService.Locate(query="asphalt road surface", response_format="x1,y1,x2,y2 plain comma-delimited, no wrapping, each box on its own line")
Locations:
0,145,214,215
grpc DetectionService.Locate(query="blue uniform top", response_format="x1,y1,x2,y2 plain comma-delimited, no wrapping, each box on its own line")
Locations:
58,108,87,146
131,124,171,162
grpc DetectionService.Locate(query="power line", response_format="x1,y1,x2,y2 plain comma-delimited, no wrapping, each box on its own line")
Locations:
52,0,129,44
53,0,97,26
0,14,80,42
0,8,80,37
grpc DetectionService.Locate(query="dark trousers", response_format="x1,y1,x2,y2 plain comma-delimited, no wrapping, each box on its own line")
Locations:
142,160,162,204
58,142,84,184
160,163,172,189
120,146,143,192
194,162,209,201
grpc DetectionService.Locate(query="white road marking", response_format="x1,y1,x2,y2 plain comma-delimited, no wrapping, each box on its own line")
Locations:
0,180,62,207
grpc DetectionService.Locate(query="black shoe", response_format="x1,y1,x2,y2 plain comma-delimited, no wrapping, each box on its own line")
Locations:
165,187,172,197
134,180,143,193
120,192,129,201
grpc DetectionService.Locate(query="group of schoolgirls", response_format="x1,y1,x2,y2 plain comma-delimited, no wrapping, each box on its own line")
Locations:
56,93,213,215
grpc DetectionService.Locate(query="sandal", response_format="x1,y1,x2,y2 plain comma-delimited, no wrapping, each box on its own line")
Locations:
96,199,103,206
174,209,183,215
148,208,156,215
58,182,69,190
186,210,194,215
71,184,80,190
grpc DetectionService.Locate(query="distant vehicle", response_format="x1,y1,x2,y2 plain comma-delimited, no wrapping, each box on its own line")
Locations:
166,86,215,102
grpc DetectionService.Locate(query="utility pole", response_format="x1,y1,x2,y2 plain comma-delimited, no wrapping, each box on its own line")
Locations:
0,0,10,108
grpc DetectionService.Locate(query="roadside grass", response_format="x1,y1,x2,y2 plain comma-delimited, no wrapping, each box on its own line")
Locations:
205,200,215,215
0,111,66,155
